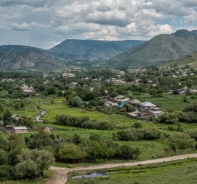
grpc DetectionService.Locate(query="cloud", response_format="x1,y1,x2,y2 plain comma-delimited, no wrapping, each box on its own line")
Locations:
181,0,197,7
147,0,189,16
97,5,111,12
0,0,196,48
85,9,130,27
11,22,30,31
0,0,48,7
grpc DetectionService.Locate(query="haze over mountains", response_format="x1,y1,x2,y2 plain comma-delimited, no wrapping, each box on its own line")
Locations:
0,29,197,71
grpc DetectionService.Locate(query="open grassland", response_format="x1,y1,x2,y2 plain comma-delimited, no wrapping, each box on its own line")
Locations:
67,159,197,184
132,93,197,111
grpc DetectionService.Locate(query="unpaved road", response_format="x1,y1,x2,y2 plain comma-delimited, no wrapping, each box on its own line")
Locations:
46,153,197,184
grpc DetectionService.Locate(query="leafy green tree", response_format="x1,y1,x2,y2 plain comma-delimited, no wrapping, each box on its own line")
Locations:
15,149,55,179
70,96,82,107
15,159,37,179
0,103,4,113
58,143,86,163
89,134,101,142
167,133,195,151
72,134,81,144
3,109,12,126
30,130,52,149
0,149,7,165
8,134,26,151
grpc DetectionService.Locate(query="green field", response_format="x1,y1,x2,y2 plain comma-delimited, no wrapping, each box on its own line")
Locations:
132,93,197,111
67,159,197,184
7,95,197,161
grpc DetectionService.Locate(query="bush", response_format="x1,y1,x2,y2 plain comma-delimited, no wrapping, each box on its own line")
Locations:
117,128,161,141
143,128,161,140
167,133,195,151
0,165,14,181
55,114,115,130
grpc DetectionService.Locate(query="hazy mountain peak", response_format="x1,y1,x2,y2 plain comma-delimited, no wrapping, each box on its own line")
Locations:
172,29,197,39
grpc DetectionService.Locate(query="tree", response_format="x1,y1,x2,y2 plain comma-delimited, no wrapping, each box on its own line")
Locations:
3,109,12,126
58,143,86,163
30,130,52,149
89,134,101,142
0,103,4,113
15,149,55,179
15,159,37,179
167,133,195,151
72,134,81,144
8,134,26,151
0,149,7,165
70,96,82,107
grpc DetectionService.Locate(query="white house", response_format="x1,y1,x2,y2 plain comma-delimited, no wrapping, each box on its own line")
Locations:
13,127,28,134
140,101,156,111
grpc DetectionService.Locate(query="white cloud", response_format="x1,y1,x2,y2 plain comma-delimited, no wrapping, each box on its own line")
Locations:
0,0,196,48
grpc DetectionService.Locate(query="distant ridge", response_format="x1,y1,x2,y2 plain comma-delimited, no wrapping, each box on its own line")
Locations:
49,39,144,61
172,29,197,39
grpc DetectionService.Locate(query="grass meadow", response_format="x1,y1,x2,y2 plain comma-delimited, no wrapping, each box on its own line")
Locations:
67,159,197,184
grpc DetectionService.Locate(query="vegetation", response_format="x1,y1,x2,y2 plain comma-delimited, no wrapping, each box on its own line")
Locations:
0,66,197,182
67,159,197,184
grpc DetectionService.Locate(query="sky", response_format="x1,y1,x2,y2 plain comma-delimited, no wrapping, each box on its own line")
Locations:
1,0,197,49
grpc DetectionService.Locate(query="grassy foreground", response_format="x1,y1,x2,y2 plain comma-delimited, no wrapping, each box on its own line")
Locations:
67,159,197,184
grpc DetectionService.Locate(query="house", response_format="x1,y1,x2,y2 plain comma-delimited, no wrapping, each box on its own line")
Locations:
127,69,147,74
190,89,197,93
13,126,28,134
140,101,156,111
111,69,125,75
152,111,163,117
104,101,117,108
128,99,141,106
113,95,125,102
21,84,34,94
1,78,14,83
127,111,140,119
62,73,75,78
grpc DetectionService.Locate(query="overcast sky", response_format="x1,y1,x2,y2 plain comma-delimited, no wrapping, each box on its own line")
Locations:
0,0,197,49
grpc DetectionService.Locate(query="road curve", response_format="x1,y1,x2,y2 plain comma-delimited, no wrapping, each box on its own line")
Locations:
46,153,197,184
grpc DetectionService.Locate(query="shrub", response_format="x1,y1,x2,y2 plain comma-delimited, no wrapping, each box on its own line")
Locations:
167,133,195,151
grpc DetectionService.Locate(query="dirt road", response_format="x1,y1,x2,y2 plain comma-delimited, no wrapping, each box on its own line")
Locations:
46,153,197,184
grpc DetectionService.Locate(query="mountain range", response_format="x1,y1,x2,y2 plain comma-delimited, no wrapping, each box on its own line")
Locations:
107,29,197,68
50,39,144,62
0,29,197,71
0,45,67,71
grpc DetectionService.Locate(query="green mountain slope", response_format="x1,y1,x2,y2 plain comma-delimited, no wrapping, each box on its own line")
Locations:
49,39,144,61
107,30,197,68
159,51,197,69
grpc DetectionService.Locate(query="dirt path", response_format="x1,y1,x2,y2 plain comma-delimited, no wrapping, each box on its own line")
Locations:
46,153,197,184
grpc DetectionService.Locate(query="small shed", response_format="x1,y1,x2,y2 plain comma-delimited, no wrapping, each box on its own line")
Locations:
44,127,51,133
13,127,28,134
